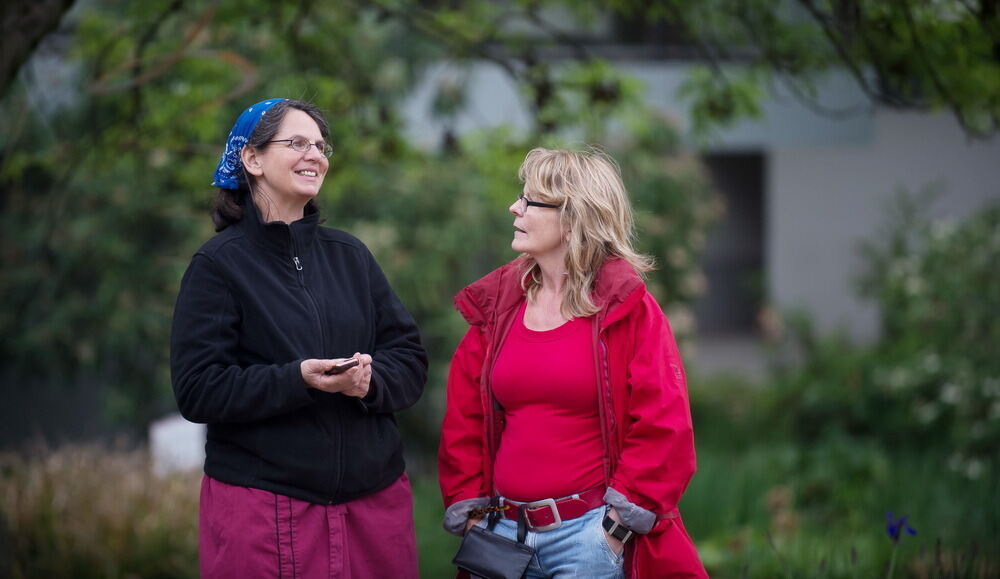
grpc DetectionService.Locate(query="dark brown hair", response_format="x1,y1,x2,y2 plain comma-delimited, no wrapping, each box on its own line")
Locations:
211,99,331,231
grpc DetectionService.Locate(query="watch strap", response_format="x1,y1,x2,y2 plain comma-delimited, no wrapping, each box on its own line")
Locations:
602,514,635,543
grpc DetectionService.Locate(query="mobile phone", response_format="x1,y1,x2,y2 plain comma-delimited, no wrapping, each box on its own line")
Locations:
324,357,360,375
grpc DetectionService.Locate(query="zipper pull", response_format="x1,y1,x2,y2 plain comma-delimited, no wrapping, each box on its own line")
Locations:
293,256,303,271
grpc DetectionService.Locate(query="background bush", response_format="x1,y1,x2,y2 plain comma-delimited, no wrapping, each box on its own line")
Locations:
765,195,1000,472
0,0,718,444
2,1,998,577
0,445,199,579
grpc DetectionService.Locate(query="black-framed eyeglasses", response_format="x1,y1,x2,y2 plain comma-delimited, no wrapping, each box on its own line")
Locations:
518,193,561,210
268,136,334,158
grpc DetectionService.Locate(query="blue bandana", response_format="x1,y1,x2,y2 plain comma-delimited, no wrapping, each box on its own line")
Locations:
212,98,288,190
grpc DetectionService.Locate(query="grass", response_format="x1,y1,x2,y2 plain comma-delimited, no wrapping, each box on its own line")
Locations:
412,442,999,578
679,432,1000,578
0,443,200,579
410,471,461,578
0,444,460,578
1,438,995,578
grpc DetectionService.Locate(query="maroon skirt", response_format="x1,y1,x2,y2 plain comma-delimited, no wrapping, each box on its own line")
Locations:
199,473,418,578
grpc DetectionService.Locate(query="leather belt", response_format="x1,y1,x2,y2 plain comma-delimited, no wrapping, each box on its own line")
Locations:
501,487,605,532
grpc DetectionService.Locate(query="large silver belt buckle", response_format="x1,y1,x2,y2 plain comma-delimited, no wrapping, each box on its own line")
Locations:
524,497,561,532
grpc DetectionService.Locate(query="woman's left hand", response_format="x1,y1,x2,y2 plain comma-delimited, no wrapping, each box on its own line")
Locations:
464,517,483,534
603,507,626,556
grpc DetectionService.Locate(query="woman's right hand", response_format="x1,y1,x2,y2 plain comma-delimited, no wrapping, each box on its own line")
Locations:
301,354,373,397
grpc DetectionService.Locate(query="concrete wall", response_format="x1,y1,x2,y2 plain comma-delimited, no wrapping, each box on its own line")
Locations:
768,110,1000,341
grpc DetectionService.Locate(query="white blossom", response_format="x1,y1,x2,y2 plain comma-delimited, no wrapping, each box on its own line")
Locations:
939,383,962,404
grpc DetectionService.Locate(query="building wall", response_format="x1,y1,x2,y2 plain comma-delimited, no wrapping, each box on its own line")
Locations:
769,110,1000,341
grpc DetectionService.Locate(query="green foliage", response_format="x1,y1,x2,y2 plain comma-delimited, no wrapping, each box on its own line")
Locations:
366,0,1000,138
678,66,764,139
3,443,995,578
3,2,997,576
859,195,1000,467
680,196,1000,575
765,195,1000,471
6,0,428,429
0,0,458,431
684,376,1000,578
641,0,1000,138
0,445,200,579
411,474,463,578
0,0,718,442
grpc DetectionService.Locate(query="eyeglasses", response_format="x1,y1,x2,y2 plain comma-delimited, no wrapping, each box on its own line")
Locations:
518,193,561,210
268,136,334,158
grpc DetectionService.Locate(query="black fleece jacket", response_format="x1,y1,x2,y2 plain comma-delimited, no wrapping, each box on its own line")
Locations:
170,203,427,504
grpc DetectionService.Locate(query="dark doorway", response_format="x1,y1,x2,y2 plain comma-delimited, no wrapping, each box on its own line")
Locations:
694,152,765,336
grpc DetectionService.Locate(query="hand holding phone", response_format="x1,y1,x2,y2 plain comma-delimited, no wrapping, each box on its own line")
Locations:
324,357,360,375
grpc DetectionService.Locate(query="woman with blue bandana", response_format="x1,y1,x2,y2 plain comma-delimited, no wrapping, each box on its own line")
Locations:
170,98,427,578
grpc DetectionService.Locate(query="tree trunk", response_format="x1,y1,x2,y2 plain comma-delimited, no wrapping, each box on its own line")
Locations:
1,0,78,95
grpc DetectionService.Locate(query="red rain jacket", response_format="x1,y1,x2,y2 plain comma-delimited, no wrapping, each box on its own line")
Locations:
439,258,707,578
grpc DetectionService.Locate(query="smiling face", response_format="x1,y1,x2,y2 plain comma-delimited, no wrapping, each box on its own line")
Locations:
509,186,567,259
244,108,329,208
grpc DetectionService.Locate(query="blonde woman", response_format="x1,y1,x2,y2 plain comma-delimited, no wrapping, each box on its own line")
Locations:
439,147,706,578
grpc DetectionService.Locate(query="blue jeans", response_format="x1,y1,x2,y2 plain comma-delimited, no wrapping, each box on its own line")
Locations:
477,505,625,578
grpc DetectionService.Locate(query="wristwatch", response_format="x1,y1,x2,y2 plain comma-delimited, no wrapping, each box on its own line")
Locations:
602,514,635,543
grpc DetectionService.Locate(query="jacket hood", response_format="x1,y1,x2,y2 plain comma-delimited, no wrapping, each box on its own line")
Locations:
454,257,646,329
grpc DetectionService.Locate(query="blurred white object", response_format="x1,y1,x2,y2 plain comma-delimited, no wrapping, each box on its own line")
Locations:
149,413,205,476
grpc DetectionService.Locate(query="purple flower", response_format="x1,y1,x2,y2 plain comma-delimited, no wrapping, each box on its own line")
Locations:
885,512,917,544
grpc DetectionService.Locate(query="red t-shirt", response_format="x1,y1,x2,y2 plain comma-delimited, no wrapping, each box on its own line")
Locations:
491,301,605,502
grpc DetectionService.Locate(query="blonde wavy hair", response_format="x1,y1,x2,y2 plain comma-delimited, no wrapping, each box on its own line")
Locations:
518,147,654,319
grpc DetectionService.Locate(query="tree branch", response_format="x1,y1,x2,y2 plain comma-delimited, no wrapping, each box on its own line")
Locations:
659,1,730,78
0,0,78,96
734,5,871,120
895,0,967,123
358,0,530,109
188,49,259,116
795,0,883,104
89,3,217,95
287,0,315,71
770,73,873,120
130,0,186,122
522,5,592,62
855,2,930,108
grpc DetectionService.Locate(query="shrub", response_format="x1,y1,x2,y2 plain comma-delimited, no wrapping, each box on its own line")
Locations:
859,195,1000,469
0,444,199,578
767,194,1000,470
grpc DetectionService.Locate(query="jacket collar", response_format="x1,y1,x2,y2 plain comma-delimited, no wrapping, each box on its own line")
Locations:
454,256,645,330
237,199,320,257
